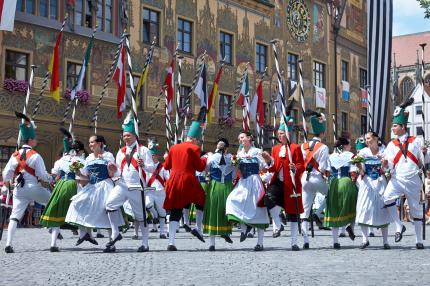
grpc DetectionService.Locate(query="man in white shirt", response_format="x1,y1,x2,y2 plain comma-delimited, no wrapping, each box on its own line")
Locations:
2,112,52,253
300,111,330,249
145,139,169,239
105,112,155,252
383,101,428,249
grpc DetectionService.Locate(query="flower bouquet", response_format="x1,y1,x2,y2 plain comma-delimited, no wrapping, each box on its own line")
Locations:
350,155,365,165
69,160,84,173
231,155,242,166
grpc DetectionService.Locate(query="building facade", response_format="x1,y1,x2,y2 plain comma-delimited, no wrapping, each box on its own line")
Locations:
392,31,430,141
0,0,368,170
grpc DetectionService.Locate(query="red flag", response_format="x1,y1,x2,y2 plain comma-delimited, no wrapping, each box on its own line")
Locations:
207,66,223,123
163,59,175,113
113,45,126,118
48,29,63,103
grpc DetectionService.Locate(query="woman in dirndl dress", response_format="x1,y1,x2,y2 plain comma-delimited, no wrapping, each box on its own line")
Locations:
324,137,358,249
40,139,86,252
65,135,124,247
203,138,236,251
226,132,270,251
355,131,391,249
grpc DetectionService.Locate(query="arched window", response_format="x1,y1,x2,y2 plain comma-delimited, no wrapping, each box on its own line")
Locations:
401,77,415,98
424,74,430,85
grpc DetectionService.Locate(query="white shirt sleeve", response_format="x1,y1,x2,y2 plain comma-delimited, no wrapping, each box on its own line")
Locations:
140,146,156,173
32,154,51,183
318,145,330,172
51,159,62,175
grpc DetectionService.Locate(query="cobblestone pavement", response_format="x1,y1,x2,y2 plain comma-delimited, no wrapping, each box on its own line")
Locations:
1,223,430,285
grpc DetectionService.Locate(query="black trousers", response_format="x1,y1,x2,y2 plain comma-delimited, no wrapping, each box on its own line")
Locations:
169,204,204,222
266,179,299,222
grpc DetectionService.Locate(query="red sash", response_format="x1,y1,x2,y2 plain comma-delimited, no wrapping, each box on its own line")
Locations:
120,146,147,182
13,149,37,178
303,141,322,172
392,137,419,167
147,162,165,187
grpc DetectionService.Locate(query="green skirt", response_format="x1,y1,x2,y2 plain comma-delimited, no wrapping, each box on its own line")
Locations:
203,180,233,235
324,177,358,227
227,214,268,229
40,179,77,228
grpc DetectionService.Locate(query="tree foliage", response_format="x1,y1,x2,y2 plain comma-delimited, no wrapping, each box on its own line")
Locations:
417,0,430,18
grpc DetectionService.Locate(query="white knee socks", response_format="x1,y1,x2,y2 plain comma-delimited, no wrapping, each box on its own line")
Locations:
414,220,423,244
301,221,309,243
140,224,149,248
134,220,140,236
269,206,282,231
209,235,216,247
159,218,166,235
183,209,190,225
257,228,264,246
107,210,121,240
195,209,203,233
381,226,389,244
387,206,403,233
290,222,298,246
169,221,178,246
6,219,18,247
360,225,369,243
51,227,60,247
332,227,339,244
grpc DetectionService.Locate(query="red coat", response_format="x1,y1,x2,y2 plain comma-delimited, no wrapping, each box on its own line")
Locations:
268,143,305,214
163,142,207,210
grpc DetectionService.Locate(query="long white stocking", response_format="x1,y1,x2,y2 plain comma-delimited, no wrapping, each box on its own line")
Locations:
6,220,18,247
195,209,204,233
140,224,149,248
360,225,369,243
169,221,178,246
51,227,60,247
257,228,264,246
332,227,339,244
387,206,403,233
290,222,298,246
381,226,389,244
269,206,282,231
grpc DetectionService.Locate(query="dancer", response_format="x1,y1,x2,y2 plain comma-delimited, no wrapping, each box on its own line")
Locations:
226,131,271,251
266,121,305,250
65,135,123,248
40,129,86,252
203,138,235,251
324,138,358,249
2,113,52,253
300,111,330,249
382,99,428,249
104,112,155,252
163,121,207,251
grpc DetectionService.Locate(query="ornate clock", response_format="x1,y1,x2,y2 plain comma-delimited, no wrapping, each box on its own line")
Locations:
286,0,311,43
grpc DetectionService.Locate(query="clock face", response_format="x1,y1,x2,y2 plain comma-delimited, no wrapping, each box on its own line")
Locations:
286,0,311,43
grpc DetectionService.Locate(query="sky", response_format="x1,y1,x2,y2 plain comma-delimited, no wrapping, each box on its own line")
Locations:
393,0,430,36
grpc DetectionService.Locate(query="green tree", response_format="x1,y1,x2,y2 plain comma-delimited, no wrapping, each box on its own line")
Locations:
417,0,430,18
